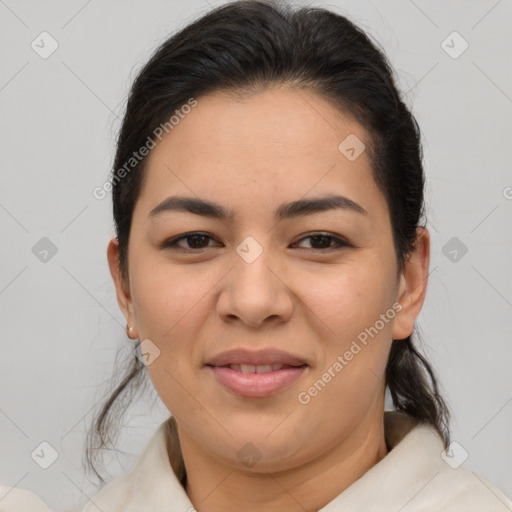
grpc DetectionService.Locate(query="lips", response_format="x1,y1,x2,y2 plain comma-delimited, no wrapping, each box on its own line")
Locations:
205,349,309,398
205,348,308,368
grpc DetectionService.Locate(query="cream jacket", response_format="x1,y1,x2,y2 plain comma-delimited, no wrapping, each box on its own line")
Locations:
2,411,511,511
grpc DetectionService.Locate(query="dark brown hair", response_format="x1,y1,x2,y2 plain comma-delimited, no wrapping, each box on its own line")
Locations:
84,0,450,486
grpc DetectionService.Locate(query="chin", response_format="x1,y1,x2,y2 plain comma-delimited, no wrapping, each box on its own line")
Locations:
215,427,307,469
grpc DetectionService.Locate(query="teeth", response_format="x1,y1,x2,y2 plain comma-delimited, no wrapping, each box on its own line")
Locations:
256,365,273,373
228,364,285,373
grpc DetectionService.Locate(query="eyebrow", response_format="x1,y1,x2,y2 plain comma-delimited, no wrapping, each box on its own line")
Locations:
148,194,367,221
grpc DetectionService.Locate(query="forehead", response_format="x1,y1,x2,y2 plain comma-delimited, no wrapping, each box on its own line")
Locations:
135,86,387,223
153,86,366,160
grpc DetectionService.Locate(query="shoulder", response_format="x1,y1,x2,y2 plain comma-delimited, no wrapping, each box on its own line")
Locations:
81,418,180,511
376,413,512,511
421,465,512,511
0,484,54,512
79,472,134,512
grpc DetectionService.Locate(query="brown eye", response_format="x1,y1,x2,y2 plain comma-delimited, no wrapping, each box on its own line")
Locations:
160,232,350,252
294,233,350,251
161,232,219,250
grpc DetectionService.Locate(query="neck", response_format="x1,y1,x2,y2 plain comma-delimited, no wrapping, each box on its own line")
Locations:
178,407,389,512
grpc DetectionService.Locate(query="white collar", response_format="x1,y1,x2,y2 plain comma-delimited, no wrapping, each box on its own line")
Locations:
120,411,429,511
93,410,511,511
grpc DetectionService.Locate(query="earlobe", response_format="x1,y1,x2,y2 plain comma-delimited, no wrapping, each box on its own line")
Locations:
392,228,430,340
107,237,138,338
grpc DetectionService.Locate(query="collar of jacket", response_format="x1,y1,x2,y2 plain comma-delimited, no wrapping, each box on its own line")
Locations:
84,410,512,512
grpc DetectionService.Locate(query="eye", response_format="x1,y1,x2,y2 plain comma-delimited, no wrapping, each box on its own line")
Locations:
161,231,350,252
293,232,350,251
160,232,219,250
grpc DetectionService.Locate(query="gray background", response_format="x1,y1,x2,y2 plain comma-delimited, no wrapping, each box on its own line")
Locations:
1,0,511,510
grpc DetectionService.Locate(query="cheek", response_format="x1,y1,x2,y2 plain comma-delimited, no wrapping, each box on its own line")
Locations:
290,256,396,339
128,263,202,399
130,256,208,339
294,256,396,403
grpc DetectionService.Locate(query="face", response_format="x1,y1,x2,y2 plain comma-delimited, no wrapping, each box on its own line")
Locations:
108,85,428,473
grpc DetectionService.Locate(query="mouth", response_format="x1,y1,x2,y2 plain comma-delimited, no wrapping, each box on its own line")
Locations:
224,363,303,373
205,349,309,398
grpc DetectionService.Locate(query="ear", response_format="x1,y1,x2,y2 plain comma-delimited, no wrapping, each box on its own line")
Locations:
107,237,138,339
392,227,430,340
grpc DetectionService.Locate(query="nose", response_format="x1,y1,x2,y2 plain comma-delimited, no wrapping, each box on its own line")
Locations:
216,240,294,329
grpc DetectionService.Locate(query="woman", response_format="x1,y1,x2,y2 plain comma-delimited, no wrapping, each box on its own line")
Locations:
3,0,510,510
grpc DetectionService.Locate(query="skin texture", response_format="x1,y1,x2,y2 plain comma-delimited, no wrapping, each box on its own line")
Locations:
107,85,430,512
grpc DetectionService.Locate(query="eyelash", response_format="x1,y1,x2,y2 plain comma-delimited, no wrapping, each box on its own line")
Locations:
160,231,350,252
